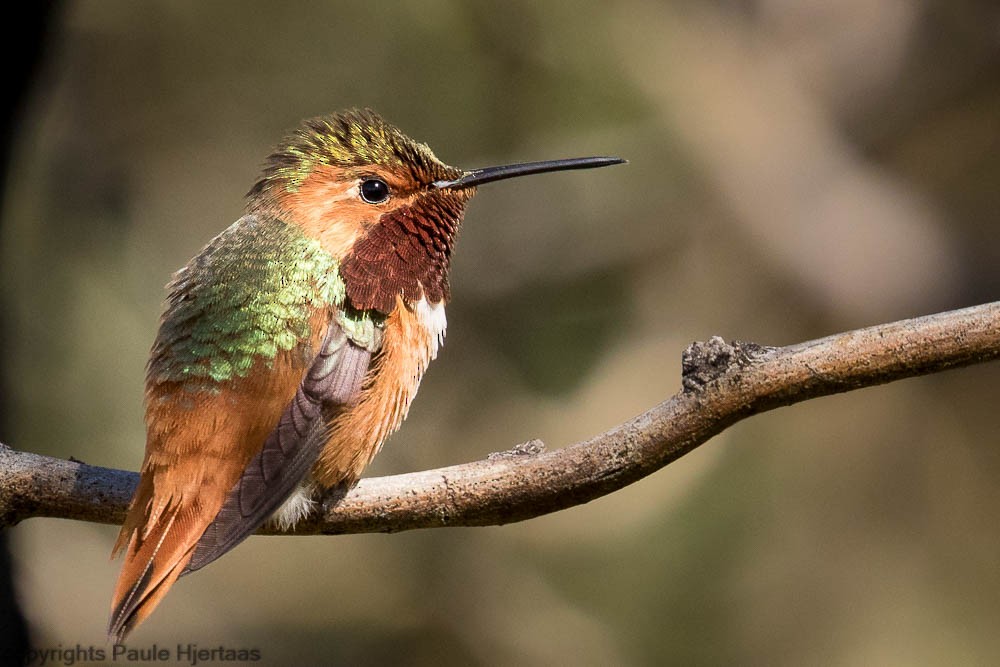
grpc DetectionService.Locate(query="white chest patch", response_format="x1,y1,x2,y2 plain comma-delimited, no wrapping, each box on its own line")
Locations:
414,298,447,359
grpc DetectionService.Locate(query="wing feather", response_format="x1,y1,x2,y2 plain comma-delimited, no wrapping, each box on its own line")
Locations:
183,323,371,574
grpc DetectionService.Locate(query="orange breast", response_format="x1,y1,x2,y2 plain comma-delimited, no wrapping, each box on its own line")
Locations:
314,295,444,487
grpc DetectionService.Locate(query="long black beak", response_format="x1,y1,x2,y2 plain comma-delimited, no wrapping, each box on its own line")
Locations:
433,156,625,189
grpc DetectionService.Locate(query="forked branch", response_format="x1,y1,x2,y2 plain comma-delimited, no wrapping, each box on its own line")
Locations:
1,302,997,533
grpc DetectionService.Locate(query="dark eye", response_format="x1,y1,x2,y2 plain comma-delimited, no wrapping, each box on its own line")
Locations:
359,178,390,204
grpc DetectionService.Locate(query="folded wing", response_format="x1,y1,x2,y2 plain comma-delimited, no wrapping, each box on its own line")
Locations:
109,321,371,641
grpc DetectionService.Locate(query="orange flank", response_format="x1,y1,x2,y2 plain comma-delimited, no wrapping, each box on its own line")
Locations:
315,295,443,487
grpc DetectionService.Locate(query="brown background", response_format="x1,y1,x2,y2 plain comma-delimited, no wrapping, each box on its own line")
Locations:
3,2,999,664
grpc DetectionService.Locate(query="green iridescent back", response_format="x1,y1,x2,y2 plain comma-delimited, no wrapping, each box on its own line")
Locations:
148,215,346,388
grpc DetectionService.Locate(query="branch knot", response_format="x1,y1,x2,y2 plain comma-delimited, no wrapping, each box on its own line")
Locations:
681,336,774,392
487,439,546,460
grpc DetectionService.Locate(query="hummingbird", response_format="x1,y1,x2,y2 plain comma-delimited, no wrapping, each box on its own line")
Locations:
109,108,623,641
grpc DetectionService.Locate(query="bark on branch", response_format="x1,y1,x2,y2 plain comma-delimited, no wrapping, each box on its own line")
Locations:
1,302,998,534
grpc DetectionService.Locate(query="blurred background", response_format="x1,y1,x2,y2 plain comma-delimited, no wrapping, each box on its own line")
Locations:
2,1,999,664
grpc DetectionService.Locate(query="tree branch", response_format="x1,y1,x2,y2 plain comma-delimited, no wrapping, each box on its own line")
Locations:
1,302,998,534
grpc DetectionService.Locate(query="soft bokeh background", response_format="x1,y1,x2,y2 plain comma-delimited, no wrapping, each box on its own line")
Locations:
3,1,1000,664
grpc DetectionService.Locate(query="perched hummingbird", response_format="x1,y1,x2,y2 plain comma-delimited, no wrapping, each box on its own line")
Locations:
109,108,623,641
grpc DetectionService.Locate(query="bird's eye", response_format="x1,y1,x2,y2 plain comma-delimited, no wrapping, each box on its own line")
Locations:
359,178,391,204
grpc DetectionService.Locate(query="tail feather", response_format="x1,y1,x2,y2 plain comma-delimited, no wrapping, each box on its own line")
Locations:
108,506,200,643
